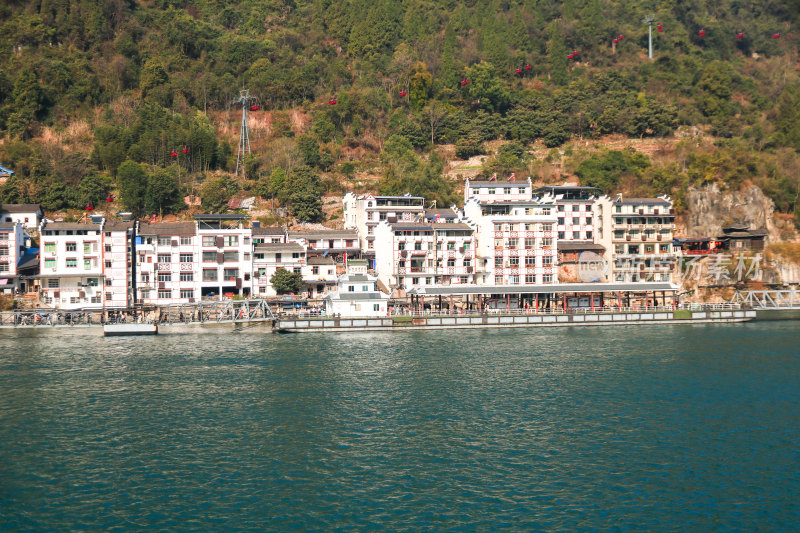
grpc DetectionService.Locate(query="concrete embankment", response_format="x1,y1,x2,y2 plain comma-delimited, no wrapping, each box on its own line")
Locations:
275,309,758,333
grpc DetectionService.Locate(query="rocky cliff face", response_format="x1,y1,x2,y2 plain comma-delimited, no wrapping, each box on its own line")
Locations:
683,184,777,239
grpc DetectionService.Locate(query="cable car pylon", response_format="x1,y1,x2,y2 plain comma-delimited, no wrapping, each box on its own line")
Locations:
234,88,256,177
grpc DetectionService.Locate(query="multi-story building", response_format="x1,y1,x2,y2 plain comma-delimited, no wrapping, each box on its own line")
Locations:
343,193,423,261
533,185,606,282
596,195,678,282
463,177,533,205
252,242,306,297
136,222,197,305
373,221,476,290
196,214,253,299
462,198,559,286
324,259,389,317
288,229,360,266
303,256,337,298
39,222,105,309
0,221,25,294
103,221,135,309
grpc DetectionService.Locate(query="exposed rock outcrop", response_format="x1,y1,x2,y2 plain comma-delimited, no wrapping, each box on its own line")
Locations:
683,184,777,239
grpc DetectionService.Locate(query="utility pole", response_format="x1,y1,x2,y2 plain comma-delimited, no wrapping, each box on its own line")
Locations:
234,89,256,177
643,15,655,59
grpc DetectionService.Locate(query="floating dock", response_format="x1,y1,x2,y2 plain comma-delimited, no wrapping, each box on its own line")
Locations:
103,323,158,336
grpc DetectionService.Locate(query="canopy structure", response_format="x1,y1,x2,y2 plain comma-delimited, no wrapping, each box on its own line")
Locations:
408,282,678,296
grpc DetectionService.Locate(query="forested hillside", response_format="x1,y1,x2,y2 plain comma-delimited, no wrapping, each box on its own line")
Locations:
1,0,799,224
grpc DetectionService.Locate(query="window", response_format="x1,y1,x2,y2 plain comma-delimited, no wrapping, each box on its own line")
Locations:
543,274,553,283
180,253,193,263
293,267,301,274
0,263,8,272
558,205,565,212
504,187,511,194
66,242,77,252
415,242,422,250
44,242,55,252
158,236,171,246
488,188,495,194
180,272,194,282
615,244,625,254
44,259,56,268
158,272,171,282
140,289,150,299
104,245,112,253
614,230,625,239
525,275,536,284
586,205,592,212
223,251,238,262
373,304,380,311
508,238,518,249
105,279,112,287
645,244,655,253
94,296,103,304
105,261,112,268
158,254,171,263
628,245,640,254
495,257,503,267
348,285,354,292
543,256,553,266
398,242,405,251
66,258,77,268
202,251,217,262
464,258,471,267
510,275,519,284
615,205,622,213
660,244,670,253
180,236,193,246
463,242,470,251
48,279,59,288
558,217,565,225
586,231,593,239
202,236,216,247
141,273,149,283
542,238,552,247
84,259,92,270
180,289,194,299
472,188,479,196
509,257,519,266
223,268,238,281
203,269,217,282
312,266,319,275
223,235,238,246
558,232,565,240
525,256,535,266
158,289,171,299
573,217,580,225
573,231,580,239
447,258,455,267
542,224,553,231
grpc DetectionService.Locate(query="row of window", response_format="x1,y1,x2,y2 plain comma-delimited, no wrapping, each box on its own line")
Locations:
615,244,673,254
139,289,195,299
399,276,471,285
559,231,593,240
495,256,553,266
495,238,553,248
493,223,554,232
398,242,470,251
557,204,592,212
557,217,592,226
399,258,472,268
496,274,554,284
472,187,527,195
45,258,98,269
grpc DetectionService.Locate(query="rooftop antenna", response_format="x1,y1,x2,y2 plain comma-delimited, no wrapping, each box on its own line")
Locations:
234,88,256,177
643,15,655,59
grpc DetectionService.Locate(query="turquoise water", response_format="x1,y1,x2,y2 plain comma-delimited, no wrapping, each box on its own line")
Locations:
1,322,799,531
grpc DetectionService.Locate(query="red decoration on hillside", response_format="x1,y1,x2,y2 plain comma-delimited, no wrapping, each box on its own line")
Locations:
657,23,664,32
736,32,744,39
459,78,470,86
515,67,523,74
328,97,337,105
399,90,407,96
524,63,532,70
85,203,94,211
772,33,781,39
105,194,114,203
618,34,624,40
699,29,705,37
250,105,260,111
170,150,177,157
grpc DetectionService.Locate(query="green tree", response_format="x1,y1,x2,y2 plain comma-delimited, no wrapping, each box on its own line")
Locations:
145,167,181,216
546,20,568,86
117,160,147,215
270,267,304,294
199,176,232,212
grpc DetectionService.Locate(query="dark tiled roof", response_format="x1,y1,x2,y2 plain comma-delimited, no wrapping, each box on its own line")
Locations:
616,198,671,205
1,203,41,213
469,181,528,187
43,223,98,231
289,229,358,238
252,226,285,235
254,242,305,252
104,221,134,232
558,242,606,252
307,256,335,265
138,222,196,235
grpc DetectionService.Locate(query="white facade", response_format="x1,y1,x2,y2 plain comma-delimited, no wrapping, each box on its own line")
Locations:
343,193,424,255
373,222,476,290
136,222,198,305
324,260,389,317
0,222,25,293
196,217,253,299
464,177,533,205
103,221,135,309
1,204,43,230
39,222,106,309
596,195,678,282
252,242,306,297
462,199,559,286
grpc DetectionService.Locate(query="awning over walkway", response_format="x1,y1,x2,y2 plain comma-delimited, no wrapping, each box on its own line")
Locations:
408,282,679,296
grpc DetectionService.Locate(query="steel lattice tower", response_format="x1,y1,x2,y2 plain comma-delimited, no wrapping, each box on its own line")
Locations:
234,89,255,177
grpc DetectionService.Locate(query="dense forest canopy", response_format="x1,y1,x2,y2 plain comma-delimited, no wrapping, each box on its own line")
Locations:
1,0,799,222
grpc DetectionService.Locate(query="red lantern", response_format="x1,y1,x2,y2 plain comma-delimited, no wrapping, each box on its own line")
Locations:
182,145,189,154
459,78,470,86
618,34,624,40
170,150,177,157
699,29,705,37
399,91,407,96
105,194,114,203
250,105,260,111
85,203,94,211
572,50,578,57
657,24,663,32
524,63,532,70
613,38,619,44
736,32,744,39
328,98,337,105
515,67,522,74
772,33,781,39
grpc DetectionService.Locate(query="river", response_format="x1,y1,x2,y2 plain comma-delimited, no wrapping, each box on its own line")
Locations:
1,322,799,530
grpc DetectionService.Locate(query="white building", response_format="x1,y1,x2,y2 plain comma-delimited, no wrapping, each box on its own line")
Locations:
288,229,359,266
252,242,306,297
373,221,476,291
1,203,43,230
39,221,105,309
103,221,135,309
595,195,678,282
196,214,253,299
303,256,337,298
324,259,389,317
464,177,533,205
343,192,424,260
0,221,25,294
462,198,559,286
136,222,198,305
252,224,286,244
